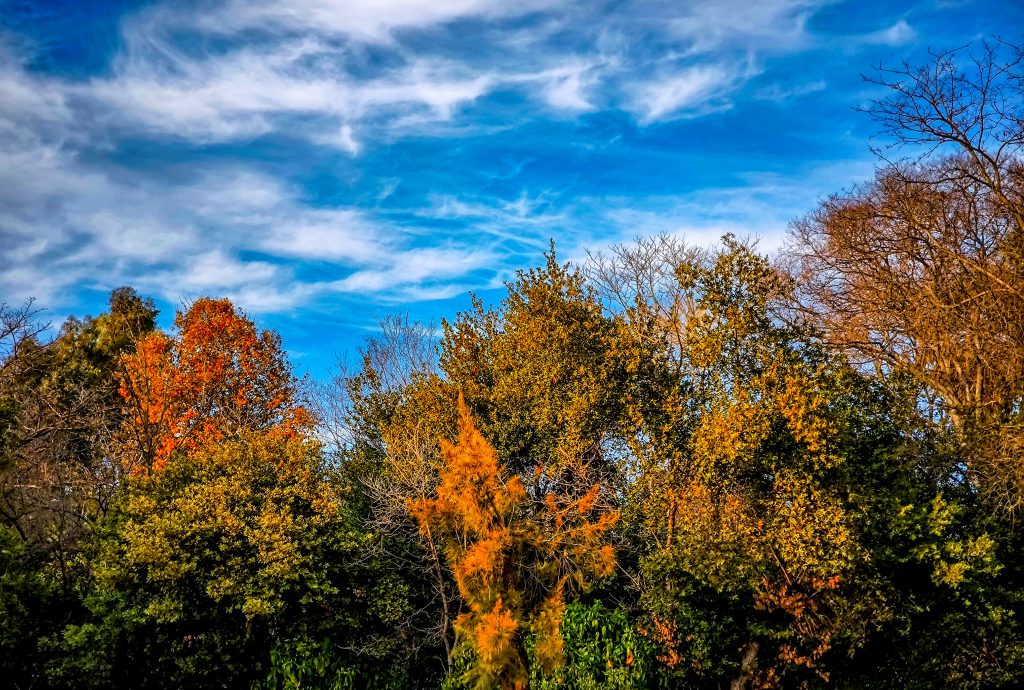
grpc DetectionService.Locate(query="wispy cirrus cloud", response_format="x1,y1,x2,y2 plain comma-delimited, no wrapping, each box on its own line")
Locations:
193,0,557,41
0,106,495,311
854,19,917,47
629,62,753,123
83,42,497,146
47,0,849,149
2,0,1017,379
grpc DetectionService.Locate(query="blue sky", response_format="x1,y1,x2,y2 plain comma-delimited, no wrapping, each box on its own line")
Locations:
1,0,1021,378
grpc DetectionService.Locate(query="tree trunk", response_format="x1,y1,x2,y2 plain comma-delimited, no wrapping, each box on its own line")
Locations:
730,641,760,690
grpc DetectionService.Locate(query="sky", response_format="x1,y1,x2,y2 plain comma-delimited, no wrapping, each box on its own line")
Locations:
1,0,1022,378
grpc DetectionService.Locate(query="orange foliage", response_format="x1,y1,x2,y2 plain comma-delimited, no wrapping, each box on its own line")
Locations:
118,298,310,472
471,598,522,680
639,614,682,669
409,395,618,689
753,574,843,686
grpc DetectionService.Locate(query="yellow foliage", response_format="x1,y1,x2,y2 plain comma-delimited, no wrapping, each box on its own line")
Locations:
633,240,864,686
103,431,339,622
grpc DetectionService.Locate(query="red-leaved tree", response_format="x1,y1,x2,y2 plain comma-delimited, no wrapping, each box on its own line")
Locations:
118,298,311,472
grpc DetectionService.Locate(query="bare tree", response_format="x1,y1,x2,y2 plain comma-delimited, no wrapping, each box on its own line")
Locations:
0,303,110,590
786,39,1024,515
315,313,438,455
0,299,47,374
587,233,708,372
320,314,459,667
862,39,1024,240
789,161,1024,421
1,290,157,588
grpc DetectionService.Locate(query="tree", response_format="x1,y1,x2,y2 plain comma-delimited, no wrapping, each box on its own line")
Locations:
51,430,411,690
409,397,617,690
863,40,1024,240
440,245,625,475
786,40,1024,514
789,163,1024,418
1,522,60,690
323,314,461,676
0,288,158,688
1,288,158,571
583,235,1015,689
609,238,864,688
118,298,311,473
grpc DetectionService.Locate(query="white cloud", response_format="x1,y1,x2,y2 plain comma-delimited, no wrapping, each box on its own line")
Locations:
60,0,849,148
592,160,878,254
330,124,361,154
0,66,69,132
0,166,497,312
84,211,197,261
615,0,829,122
0,0,878,154
753,79,826,102
421,192,568,249
80,33,497,147
854,19,916,47
519,62,601,111
259,210,390,264
0,45,504,314
0,90,494,313
331,245,493,299
666,0,825,54
1,0,915,163
194,0,558,42
179,250,280,289
0,0,931,321
630,63,745,123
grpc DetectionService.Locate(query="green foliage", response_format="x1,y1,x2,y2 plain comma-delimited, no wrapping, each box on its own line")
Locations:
626,239,862,686
0,288,159,689
97,434,341,622
5,229,1024,690
0,524,61,689
259,639,360,690
804,372,1024,689
0,394,19,474
440,603,663,690
49,432,412,689
528,602,663,690
257,638,408,690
